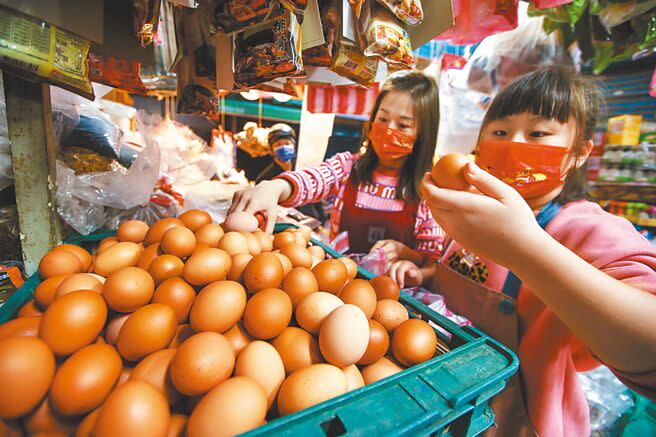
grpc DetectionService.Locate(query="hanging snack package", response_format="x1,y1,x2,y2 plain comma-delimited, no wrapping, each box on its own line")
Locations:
213,0,276,34
348,0,365,17
375,0,424,26
436,0,519,45
133,0,161,47
304,0,340,67
233,5,304,88
282,0,310,21
363,8,416,68
330,41,379,87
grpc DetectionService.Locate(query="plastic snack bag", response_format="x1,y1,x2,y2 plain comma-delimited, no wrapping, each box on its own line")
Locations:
437,0,519,45
330,41,379,87
364,8,416,68
233,6,304,88
376,0,424,26
598,0,656,30
213,0,276,34
303,0,340,67
133,0,161,47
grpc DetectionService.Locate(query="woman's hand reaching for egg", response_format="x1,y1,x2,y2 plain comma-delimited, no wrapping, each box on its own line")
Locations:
229,179,293,233
421,162,544,269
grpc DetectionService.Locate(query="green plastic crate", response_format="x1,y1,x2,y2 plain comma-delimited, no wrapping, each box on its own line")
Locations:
0,226,519,436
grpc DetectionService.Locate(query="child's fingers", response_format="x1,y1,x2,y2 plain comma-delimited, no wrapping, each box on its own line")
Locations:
420,173,483,211
464,162,515,200
265,208,277,234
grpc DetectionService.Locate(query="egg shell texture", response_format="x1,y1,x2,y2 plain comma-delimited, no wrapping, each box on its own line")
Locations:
281,267,319,309
129,348,180,405
103,267,155,312
227,253,253,283
342,364,365,391
166,414,188,437
144,218,184,246
357,319,390,365
179,209,212,232
189,281,246,333
295,292,344,335
0,316,41,340
160,226,196,259
117,220,150,243
217,231,250,256
361,356,405,385
55,244,93,272
271,327,323,375
235,341,286,408
432,153,470,191
152,278,196,324
22,396,76,435
277,364,347,416
224,323,253,356
338,279,377,319
370,275,401,301
242,288,292,340
104,313,130,345
148,255,185,286
34,275,70,309
93,242,143,277
39,250,82,279
372,299,409,333
55,274,103,300
391,319,438,367
136,243,160,271
280,244,312,269
18,300,42,317
244,253,284,292
116,304,177,362
312,260,347,294
319,304,369,367
182,248,231,286
194,223,224,248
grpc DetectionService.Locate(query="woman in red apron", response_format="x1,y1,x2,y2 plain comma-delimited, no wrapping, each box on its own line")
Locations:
229,71,445,273
422,68,656,436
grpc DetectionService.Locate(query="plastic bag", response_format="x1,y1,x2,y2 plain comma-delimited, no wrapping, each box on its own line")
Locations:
104,191,183,230
233,6,304,89
213,0,276,34
437,0,519,45
364,8,416,68
0,73,11,192
578,366,634,433
330,41,379,87
375,0,424,26
184,194,232,224
304,0,340,67
0,206,22,265
598,0,656,30
133,0,161,47
348,0,365,17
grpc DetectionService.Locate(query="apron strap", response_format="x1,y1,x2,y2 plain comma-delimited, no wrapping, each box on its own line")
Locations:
501,201,562,299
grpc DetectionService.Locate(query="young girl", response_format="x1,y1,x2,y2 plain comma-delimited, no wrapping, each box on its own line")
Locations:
230,71,445,270
420,68,656,436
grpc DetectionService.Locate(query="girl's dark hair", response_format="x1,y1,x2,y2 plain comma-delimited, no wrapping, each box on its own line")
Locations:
481,67,605,203
351,71,439,201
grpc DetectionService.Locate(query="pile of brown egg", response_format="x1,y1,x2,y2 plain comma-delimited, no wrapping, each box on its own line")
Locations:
0,209,438,437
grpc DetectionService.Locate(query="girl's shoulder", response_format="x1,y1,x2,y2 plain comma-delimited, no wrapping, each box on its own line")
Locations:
548,200,656,264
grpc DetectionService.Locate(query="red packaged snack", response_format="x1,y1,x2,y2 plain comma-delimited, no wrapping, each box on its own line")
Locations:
233,6,304,88
437,0,519,45
364,9,415,68
376,0,424,26
213,0,276,34
89,54,147,95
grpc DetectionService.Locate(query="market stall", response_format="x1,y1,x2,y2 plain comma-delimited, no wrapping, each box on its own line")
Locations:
0,0,655,436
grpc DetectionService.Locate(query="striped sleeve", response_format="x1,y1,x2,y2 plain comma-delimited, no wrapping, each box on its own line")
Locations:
276,152,356,207
413,201,446,260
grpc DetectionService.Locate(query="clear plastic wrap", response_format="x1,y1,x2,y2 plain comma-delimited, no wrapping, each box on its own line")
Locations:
375,0,424,26
104,191,183,230
436,0,519,45
364,8,416,68
578,366,634,433
184,194,232,224
0,73,11,192
213,0,276,34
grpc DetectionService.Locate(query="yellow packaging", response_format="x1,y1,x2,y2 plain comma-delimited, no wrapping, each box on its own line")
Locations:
607,114,642,145
0,6,92,98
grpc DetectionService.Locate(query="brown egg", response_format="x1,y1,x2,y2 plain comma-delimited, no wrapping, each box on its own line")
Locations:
187,377,267,437
277,364,347,416
272,231,296,250
338,279,377,319
218,231,250,256
153,278,196,324
253,230,273,252
224,212,259,233
75,409,99,437
361,356,405,385
281,267,319,309
227,253,253,283
116,304,177,361
338,257,359,281
271,327,323,375
117,220,150,243
102,267,155,312
274,252,293,276
311,256,322,269
160,226,196,259
169,332,235,396
39,250,83,279
431,152,470,191
235,341,286,408
117,366,133,387
144,217,184,246
194,223,224,247
372,299,409,333
312,259,348,294
148,254,185,285
55,273,103,300
391,319,437,366
319,305,369,367
180,209,212,232
0,336,55,418
0,316,41,340
295,292,344,335
241,232,262,256
94,242,143,277
34,275,70,310
168,324,195,348
55,244,93,272
357,319,390,365
22,397,76,435
40,290,107,356
92,381,169,437
192,242,212,254
308,245,326,260
244,253,284,293
18,300,43,317
136,243,160,271
50,343,123,416
182,248,232,286
224,323,253,356
104,313,130,345
87,273,106,284
280,244,312,269
97,237,118,254
130,348,180,405
342,364,365,391
370,275,401,301
0,419,23,437
190,281,246,333
243,288,292,340
167,414,188,437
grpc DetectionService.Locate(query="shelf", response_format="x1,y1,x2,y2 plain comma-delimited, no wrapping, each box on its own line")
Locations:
589,181,656,204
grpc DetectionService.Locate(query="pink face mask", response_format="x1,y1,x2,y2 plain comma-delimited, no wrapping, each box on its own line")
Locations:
369,121,416,161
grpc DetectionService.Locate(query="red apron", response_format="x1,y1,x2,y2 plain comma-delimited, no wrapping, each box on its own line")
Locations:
338,177,418,253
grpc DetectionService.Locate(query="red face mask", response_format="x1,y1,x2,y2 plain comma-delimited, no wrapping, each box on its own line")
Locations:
368,121,416,161
475,140,574,199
